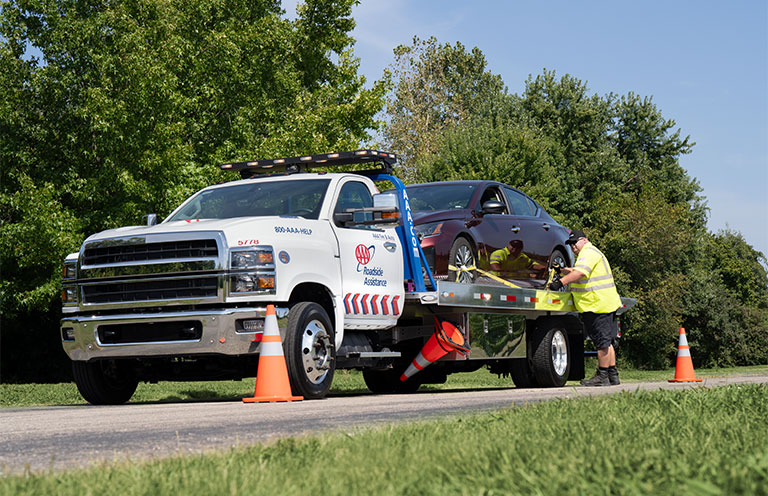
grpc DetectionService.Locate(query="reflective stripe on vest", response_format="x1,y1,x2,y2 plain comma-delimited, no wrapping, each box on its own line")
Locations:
570,243,621,313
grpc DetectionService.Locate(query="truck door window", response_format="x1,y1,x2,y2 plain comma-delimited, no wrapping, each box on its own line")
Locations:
334,181,374,228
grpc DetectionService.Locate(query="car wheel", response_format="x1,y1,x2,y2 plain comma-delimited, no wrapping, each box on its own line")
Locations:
448,238,477,283
549,248,569,290
284,302,336,399
72,359,138,405
530,319,570,387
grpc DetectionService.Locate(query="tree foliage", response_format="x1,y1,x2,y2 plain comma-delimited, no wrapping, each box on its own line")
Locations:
0,0,385,314
383,36,504,182
0,0,386,380
384,41,767,368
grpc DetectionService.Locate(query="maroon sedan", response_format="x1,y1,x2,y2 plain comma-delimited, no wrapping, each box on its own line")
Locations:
403,181,572,286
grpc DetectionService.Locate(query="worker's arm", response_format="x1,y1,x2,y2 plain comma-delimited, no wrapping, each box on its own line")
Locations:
558,268,586,286
548,267,587,290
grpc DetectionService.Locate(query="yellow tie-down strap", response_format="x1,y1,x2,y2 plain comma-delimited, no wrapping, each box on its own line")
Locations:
448,264,576,312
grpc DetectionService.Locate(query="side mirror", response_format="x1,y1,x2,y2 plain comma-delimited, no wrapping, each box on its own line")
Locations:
480,201,506,215
142,213,157,226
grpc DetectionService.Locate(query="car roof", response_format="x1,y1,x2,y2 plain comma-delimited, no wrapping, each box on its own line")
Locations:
407,180,494,187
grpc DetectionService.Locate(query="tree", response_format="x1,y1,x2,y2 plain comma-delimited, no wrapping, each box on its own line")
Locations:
0,0,386,380
383,36,505,182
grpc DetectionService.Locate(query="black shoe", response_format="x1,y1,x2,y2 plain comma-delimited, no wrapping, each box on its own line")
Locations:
608,367,620,386
581,368,610,386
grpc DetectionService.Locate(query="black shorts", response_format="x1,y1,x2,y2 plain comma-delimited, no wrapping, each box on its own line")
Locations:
580,312,616,350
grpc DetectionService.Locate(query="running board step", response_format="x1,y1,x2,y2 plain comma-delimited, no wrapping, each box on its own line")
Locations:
341,351,402,358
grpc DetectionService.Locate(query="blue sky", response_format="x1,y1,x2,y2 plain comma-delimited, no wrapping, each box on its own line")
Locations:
336,0,768,258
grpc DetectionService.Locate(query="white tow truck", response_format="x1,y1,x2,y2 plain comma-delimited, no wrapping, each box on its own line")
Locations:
60,150,634,404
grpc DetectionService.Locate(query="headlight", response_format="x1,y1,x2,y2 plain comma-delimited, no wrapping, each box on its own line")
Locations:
230,248,274,269
61,287,78,304
229,247,275,296
229,274,275,294
62,260,77,280
414,222,443,240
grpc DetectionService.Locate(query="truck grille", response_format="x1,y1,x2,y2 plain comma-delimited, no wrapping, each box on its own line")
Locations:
82,277,218,304
83,239,218,265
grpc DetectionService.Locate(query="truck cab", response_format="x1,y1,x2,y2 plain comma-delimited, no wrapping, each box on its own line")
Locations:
61,151,406,403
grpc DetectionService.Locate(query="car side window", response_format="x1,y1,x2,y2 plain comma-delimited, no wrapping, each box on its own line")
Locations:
478,187,508,214
334,181,374,228
503,187,536,216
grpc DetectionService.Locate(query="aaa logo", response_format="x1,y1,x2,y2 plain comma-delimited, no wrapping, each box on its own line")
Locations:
355,244,375,271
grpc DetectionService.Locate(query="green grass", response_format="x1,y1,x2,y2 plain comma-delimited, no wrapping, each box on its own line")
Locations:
2,364,768,408
2,385,766,494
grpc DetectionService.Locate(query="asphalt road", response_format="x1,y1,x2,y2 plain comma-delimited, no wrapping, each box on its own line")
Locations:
2,374,767,475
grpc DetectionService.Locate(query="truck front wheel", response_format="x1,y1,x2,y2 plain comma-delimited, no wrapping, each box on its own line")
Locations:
284,302,336,399
530,319,570,387
72,359,138,405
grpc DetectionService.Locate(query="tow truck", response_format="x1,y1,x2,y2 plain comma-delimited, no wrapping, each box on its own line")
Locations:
60,150,635,404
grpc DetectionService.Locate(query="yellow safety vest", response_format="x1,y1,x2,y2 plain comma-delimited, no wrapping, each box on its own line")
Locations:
570,242,621,314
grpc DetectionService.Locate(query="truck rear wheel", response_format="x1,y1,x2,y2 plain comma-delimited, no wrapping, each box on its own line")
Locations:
510,359,537,388
284,302,336,399
72,360,138,405
363,368,422,394
530,319,570,387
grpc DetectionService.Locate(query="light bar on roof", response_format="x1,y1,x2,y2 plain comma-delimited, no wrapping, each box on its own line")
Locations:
219,150,397,177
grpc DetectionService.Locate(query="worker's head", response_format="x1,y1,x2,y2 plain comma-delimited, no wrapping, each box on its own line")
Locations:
565,229,588,254
507,239,523,255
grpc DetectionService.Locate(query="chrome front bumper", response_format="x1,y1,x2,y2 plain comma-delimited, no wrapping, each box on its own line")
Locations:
61,306,289,361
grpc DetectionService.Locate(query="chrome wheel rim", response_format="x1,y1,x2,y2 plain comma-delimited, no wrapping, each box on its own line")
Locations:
300,319,332,384
453,245,475,283
551,330,568,377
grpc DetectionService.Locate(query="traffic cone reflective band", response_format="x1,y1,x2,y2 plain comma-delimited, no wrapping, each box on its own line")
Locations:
243,305,303,402
401,320,468,381
668,327,702,383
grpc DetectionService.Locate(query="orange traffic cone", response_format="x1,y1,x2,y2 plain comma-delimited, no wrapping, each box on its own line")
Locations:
668,327,702,383
243,305,303,402
401,319,469,381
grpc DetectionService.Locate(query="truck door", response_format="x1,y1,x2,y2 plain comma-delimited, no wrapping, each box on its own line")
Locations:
331,179,404,328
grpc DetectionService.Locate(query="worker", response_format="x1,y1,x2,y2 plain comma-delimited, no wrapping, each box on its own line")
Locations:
489,240,546,280
548,229,622,386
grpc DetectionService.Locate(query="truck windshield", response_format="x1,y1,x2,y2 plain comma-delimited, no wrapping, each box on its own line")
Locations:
405,184,477,212
167,179,331,221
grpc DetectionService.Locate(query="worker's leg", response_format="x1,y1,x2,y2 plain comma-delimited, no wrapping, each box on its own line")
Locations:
597,344,615,368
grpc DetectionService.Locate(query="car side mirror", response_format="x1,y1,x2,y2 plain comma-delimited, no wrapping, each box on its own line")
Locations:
480,201,506,215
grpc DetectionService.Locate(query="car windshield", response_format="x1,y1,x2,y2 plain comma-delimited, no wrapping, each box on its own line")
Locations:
405,184,477,212
167,179,331,221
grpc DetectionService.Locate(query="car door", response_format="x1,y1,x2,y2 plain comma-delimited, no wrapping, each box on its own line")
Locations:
502,186,553,279
330,179,404,328
467,185,513,272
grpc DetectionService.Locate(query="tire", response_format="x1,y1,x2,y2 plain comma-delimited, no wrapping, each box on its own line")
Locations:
549,248,569,271
530,319,570,387
72,360,138,405
510,359,537,388
363,367,422,394
448,237,477,283
549,248,570,291
284,302,336,399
